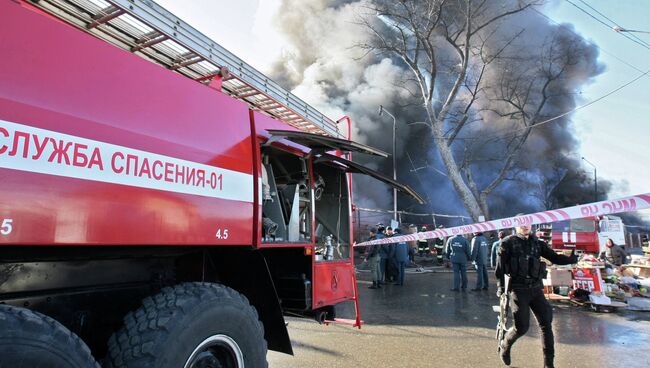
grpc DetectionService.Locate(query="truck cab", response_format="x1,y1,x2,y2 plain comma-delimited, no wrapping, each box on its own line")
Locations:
544,216,626,254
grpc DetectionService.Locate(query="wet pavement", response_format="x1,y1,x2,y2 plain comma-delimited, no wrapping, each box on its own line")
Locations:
268,260,650,367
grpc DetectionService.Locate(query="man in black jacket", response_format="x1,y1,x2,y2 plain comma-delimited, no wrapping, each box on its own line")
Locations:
495,222,577,368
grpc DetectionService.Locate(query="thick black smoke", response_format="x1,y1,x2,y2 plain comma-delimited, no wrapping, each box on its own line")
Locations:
269,0,617,224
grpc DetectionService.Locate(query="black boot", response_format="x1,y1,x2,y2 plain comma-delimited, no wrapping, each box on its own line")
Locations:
499,341,511,366
368,282,378,289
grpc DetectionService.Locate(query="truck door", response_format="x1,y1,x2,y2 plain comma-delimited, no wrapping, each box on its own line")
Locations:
310,153,424,309
266,130,423,310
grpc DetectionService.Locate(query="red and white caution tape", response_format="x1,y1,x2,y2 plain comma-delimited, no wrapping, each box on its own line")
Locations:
356,193,650,246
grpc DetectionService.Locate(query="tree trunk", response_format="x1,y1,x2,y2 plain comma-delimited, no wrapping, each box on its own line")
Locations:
478,193,491,221
427,105,483,221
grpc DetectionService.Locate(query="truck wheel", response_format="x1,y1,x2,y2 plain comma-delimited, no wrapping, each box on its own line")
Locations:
105,282,267,368
0,304,100,368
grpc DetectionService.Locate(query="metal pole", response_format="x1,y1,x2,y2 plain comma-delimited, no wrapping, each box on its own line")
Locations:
582,157,597,202
393,116,397,222
379,105,398,222
594,166,598,202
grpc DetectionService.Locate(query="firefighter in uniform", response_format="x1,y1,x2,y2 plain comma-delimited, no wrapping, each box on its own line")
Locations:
445,234,471,291
495,222,577,368
417,226,430,257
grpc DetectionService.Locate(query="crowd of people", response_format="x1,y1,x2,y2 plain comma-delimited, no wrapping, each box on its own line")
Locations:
363,223,632,293
364,224,505,291
363,224,509,291
362,221,634,368
364,224,410,288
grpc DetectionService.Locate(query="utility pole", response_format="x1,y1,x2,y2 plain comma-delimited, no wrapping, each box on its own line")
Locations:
379,105,397,222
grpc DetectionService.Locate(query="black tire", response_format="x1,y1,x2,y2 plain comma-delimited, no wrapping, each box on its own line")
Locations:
105,282,267,368
0,304,100,368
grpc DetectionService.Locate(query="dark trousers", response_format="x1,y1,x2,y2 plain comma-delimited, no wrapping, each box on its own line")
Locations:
452,262,468,290
475,264,489,289
369,255,381,282
396,261,406,285
504,287,554,363
379,258,387,282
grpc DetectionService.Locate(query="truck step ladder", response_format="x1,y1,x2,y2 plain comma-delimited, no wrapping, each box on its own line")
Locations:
28,0,341,137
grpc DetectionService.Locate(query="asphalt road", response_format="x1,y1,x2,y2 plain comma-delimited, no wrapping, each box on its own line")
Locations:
268,265,650,368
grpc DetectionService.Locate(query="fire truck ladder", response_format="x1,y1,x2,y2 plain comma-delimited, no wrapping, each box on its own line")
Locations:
29,0,341,137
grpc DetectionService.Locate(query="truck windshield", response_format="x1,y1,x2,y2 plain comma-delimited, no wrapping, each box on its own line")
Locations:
554,219,595,232
570,219,596,232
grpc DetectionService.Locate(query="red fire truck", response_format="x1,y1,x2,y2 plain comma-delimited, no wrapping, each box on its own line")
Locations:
539,216,626,254
0,0,422,366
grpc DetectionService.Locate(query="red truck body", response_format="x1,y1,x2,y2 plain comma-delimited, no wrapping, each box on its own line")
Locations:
2,3,254,245
0,1,422,365
543,217,626,254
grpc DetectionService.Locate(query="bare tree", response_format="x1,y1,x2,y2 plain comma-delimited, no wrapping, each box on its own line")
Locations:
358,0,591,220
525,162,569,210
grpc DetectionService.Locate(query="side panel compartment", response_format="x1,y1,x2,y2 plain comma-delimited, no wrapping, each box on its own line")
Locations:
0,1,254,246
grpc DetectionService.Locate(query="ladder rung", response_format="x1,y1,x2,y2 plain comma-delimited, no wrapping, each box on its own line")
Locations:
231,86,254,94
285,117,304,123
171,56,203,70
171,52,195,63
131,32,167,52
237,91,262,99
87,6,125,29
276,112,297,119
259,103,282,111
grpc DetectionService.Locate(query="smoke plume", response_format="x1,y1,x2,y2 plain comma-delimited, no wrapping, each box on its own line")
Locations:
269,0,614,224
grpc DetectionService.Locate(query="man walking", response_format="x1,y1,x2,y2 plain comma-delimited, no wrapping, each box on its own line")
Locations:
470,232,490,291
364,227,381,289
495,222,577,368
445,234,471,291
393,228,409,286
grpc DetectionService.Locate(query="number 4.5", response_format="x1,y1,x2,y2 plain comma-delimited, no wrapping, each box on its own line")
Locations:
215,228,229,240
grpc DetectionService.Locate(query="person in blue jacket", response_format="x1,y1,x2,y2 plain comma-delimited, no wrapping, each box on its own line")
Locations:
385,227,398,282
445,234,471,291
491,231,505,268
393,228,409,286
471,232,490,291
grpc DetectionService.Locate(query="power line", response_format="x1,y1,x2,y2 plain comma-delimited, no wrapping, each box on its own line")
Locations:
576,0,650,49
530,8,646,74
405,150,432,205
480,66,650,140
565,0,650,52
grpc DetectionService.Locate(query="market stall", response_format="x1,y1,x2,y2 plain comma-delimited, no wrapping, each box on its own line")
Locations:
544,253,650,312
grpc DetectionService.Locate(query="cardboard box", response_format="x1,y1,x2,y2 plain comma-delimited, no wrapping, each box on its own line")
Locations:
544,269,573,286
629,265,650,278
